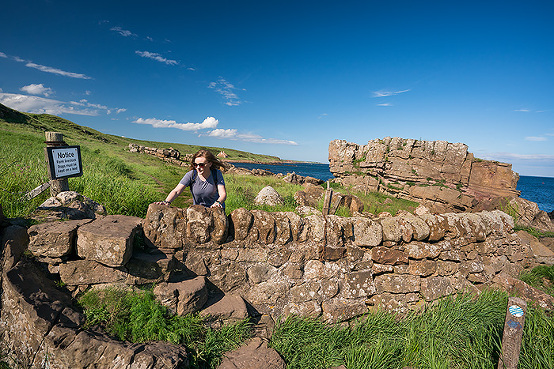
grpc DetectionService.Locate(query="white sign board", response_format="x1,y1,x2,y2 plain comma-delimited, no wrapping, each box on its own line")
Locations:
46,146,83,179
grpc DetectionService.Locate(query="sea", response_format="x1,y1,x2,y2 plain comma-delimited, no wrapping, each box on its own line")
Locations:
230,162,554,213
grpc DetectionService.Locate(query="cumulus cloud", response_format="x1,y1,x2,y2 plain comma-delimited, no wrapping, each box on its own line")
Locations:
208,77,243,106
525,136,548,142
377,103,393,106
110,26,137,37
133,116,219,131
0,52,7,58
372,89,410,97
20,84,53,97
135,51,178,65
481,152,554,162
0,93,122,116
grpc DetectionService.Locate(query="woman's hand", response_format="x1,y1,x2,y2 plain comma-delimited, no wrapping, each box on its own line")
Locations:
154,201,170,205
211,201,222,208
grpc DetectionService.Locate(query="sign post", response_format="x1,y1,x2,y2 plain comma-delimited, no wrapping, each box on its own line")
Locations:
497,296,527,369
44,132,83,196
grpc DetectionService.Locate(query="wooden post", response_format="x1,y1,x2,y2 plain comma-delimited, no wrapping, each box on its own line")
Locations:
322,181,333,215
497,297,527,369
45,132,69,196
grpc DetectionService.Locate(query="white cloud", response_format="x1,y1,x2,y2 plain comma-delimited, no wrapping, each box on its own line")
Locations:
110,26,137,37
133,116,219,131
377,103,393,107
116,108,127,114
318,113,328,119
135,51,178,66
25,62,92,79
206,129,298,145
0,93,122,117
525,136,548,142
481,152,554,161
372,89,411,97
0,93,98,116
0,52,7,58
20,83,53,97
208,77,243,106
514,108,530,112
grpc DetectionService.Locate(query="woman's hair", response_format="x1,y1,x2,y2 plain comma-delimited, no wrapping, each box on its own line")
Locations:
190,149,225,171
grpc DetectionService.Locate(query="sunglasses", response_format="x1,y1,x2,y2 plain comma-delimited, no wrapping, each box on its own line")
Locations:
194,162,207,167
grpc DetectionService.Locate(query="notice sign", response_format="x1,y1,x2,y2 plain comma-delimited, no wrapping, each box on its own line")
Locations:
46,146,83,179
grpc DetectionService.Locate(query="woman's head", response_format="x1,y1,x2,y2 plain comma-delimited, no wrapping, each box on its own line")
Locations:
190,149,224,172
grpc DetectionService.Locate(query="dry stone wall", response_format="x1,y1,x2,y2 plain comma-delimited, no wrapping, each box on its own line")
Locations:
329,137,520,213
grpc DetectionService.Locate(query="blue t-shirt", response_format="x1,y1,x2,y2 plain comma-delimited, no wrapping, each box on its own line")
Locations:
179,169,225,208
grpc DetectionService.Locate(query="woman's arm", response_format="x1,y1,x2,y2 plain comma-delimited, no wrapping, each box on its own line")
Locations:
211,184,227,208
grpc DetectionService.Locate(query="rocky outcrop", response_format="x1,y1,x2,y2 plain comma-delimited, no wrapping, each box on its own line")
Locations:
129,143,190,167
329,137,520,213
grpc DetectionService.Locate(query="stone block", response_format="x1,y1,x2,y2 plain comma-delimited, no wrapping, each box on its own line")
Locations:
59,260,127,286
201,294,249,322
408,259,436,276
28,219,91,258
77,215,142,267
353,217,382,247
372,247,408,265
342,270,376,298
125,250,177,285
322,298,368,323
247,263,277,284
186,205,213,244
230,208,253,241
217,337,286,369
380,217,402,243
153,277,208,316
420,276,454,301
374,274,420,294
142,204,186,249
249,210,276,244
273,212,292,245
282,301,322,318
2,225,29,270
209,261,247,292
405,241,441,260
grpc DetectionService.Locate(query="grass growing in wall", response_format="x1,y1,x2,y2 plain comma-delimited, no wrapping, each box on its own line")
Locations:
520,264,554,297
270,290,554,369
79,287,252,369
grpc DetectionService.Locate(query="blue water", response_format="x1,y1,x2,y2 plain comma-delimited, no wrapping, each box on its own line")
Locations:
517,175,554,213
231,163,554,213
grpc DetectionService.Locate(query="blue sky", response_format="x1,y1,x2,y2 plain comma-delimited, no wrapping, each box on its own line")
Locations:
1,0,553,177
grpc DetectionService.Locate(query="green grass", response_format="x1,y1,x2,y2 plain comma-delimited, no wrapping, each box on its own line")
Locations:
270,290,554,369
78,287,252,369
520,264,554,297
514,226,554,239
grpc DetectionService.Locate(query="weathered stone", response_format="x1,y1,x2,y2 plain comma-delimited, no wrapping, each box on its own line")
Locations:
211,207,229,244
408,259,436,277
294,183,325,207
59,260,127,286
321,298,368,323
1,225,29,270
201,294,249,322
374,274,420,294
273,212,292,245
280,262,304,279
303,259,340,280
372,263,394,274
405,241,441,260
371,247,408,265
492,273,554,311
304,215,325,243
516,230,554,264
126,250,177,285
249,210,276,244
142,204,187,249
268,247,292,267
399,214,430,241
77,215,142,267
353,217,382,247
368,293,419,312
186,205,213,244
282,301,322,318
436,260,459,276
27,219,91,258
209,262,247,292
380,217,402,243
237,248,268,262
247,264,277,284
154,277,208,316
184,252,209,276
217,337,286,369
342,270,376,298
420,276,454,301
419,214,445,241
254,186,285,206
230,208,253,241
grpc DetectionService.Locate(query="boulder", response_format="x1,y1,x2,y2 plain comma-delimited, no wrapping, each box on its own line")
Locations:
217,337,285,369
294,183,325,207
77,215,142,267
59,260,128,286
28,219,91,258
254,186,284,206
33,191,106,221
492,273,554,311
1,225,29,270
230,208,253,241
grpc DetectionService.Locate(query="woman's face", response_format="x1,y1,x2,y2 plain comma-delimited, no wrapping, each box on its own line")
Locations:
194,155,211,175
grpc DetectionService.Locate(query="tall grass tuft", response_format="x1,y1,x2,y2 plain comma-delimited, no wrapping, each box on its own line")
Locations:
79,287,252,369
271,290,554,369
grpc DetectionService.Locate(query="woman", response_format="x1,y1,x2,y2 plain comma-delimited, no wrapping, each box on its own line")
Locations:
156,149,227,209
